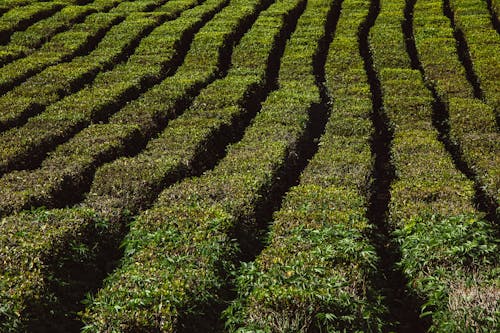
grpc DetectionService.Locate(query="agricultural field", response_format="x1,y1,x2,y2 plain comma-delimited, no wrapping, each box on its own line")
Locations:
0,0,498,331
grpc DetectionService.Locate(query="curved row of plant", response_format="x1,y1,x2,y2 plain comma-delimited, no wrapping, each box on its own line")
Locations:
0,0,234,176
225,0,389,330
83,0,305,218
413,0,499,235
0,1,126,96
0,0,63,45
0,0,288,330
370,0,499,331
0,0,308,221
0,0,196,134
448,0,500,121
0,0,121,67
79,0,343,330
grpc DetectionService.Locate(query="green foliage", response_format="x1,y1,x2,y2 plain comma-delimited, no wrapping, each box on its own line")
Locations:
449,0,500,114
0,0,212,175
81,0,335,329
0,207,116,331
0,12,123,93
0,2,62,42
0,0,498,331
372,0,499,331
87,0,302,216
394,214,499,332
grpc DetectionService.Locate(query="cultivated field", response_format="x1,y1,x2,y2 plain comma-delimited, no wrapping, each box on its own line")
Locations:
0,0,498,332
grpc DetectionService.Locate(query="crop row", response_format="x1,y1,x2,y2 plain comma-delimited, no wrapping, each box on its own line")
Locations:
0,0,307,220
0,1,98,66
448,0,500,121
0,0,200,139
414,0,499,239
0,0,287,329
0,0,498,331
0,0,179,133
83,0,305,217
80,0,338,330
225,0,389,331
0,1,63,45
370,0,499,331
0,2,126,96
0,0,273,218
0,0,222,177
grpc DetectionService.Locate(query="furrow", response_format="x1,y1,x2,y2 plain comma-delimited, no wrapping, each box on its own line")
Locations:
0,0,220,176
0,1,63,45
79,0,339,329
0,0,286,217
0,0,282,330
368,0,499,330
82,0,306,217
224,0,391,331
0,2,101,67
0,0,129,96
446,0,500,126
0,0,189,133
486,0,500,34
442,0,484,100
0,0,207,217
409,0,499,229
361,0,427,330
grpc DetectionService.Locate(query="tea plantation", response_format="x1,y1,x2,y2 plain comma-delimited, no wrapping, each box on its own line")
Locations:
0,0,498,331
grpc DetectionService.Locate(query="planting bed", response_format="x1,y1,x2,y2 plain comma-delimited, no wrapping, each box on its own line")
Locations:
0,0,498,332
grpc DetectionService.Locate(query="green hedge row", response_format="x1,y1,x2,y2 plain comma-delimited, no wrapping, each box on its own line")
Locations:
0,0,243,216
1,0,86,8
80,0,336,330
225,0,388,330
85,0,306,216
0,7,124,95
371,0,499,331
447,97,499,217
0,208,122,332
0,0,216,175
0,0,185,67
0,0,277,329
449,0,500,117
413,0,473,99
0,1,62,45
0,13,157,130
0,0,299,218
0,0,193,132
414,0,500,240
0,4,94,66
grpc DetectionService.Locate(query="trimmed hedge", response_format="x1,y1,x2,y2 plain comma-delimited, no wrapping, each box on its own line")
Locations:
414,0,500,230
447,98,500,218
0,10,124,95
0,0,196,132
449,0,500,118
0,0,275,216
370,0,499,331
0,1,62,45
0,0,282,330
0,208,123,332
0,4,94,66
0,0,217,175
80,0,335,330
0,13,160,131
225,0,386,331
86,0,306,215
